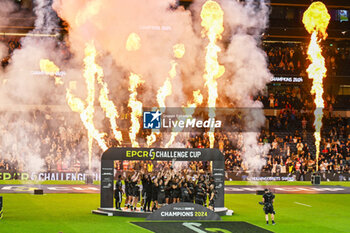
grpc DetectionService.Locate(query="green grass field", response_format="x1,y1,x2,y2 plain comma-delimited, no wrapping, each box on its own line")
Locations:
0,192,349,233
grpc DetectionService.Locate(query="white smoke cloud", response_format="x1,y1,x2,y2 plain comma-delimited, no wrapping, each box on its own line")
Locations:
33,0,59,33
0,0,17,62
0,0,18,21
220,0,272,173
53,0,202,105
0,0,273,175
0,43,7,59
0,0,71,176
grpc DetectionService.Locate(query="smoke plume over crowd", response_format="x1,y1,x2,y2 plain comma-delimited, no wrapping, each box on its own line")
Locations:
0,0,272,174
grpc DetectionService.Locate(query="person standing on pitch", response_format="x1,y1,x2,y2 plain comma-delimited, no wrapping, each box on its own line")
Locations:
262,189,276,225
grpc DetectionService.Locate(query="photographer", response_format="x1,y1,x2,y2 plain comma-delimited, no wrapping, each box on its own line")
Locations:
261,189,276,225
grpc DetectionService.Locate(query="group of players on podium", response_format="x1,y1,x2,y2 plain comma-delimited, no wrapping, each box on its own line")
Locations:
114,169,217,212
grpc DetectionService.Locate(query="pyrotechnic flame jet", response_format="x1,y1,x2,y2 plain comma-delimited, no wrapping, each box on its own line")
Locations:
302,2,330,172
39,59,63,85
128,73,144,148
84,43,123,144
66,89,108,151
40,43,122,170
126,32,144,148
126,33,141,51
65,42,111,170
147,43,185,147
200,0,225,148
164,90,203,148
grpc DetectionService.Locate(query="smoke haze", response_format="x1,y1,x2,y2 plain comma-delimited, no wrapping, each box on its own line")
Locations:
0,0,272,174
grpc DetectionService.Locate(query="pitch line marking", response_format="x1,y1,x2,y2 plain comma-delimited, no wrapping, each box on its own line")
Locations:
294,202,312,207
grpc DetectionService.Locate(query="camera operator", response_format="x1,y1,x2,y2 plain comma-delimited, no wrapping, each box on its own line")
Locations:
262,189,276,225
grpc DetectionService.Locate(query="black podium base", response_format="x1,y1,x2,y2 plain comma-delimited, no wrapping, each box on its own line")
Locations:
92,208,151,217
92,206,230,218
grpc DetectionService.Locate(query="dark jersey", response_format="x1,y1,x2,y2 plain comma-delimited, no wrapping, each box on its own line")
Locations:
143,180,152,195
171,185,181,198
115,180,122,197
195,186,206,200
208,189,216,206
181,186,191,202
131,182,137,195
125,180,130,195
188,183,195,199
141,177,147,193
115,180,122,191
158,184,165,194
165,183,171,197
263,192,275,214
263,192,275,205
152,183,158,201
157,184,166,204
202,182,207,191
152,183,158,194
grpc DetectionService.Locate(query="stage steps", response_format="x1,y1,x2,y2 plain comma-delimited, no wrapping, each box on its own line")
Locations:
91,210,113,216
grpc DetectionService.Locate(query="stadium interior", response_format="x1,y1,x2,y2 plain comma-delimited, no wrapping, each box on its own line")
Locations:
0,0,350,233
1,0,349,178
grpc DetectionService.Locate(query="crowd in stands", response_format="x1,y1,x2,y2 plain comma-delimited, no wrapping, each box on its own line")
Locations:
0,37,22,67
0,92,349,179
0,37,349,180
264,43,306,75
256,84,349,110
1,37,350,77
0,110,93,176
263,42,350,76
